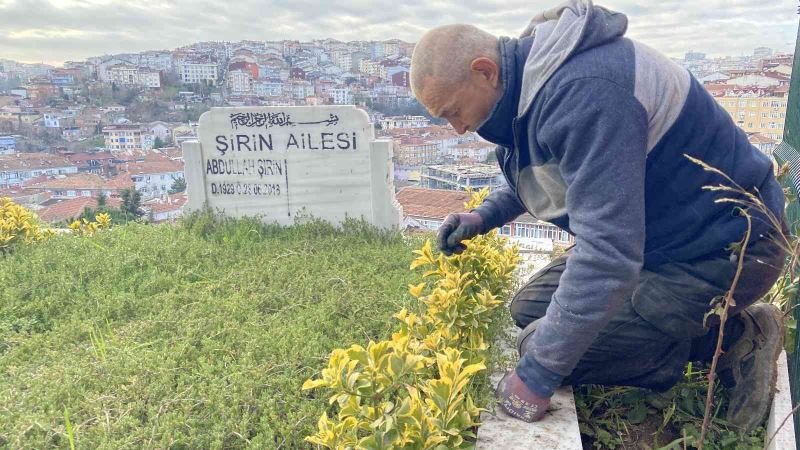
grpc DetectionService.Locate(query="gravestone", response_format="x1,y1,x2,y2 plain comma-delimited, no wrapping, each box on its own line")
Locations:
182,105,402,229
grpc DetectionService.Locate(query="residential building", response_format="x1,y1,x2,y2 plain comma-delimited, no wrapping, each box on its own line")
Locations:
419,164,505,191
137,68,162,88
62,127,81,141
253,79,283,97
394,137,439,166
123,155,184,199
139,51,174,72
178,60,219,85
714,88,788,139
103,124,146,151
380,115,430,130
24,173,133,199
330,87,352,105
227,69,253,94
148,121,173,142
107,64,137,85
448,141,494,163
748,132,779,156
0,135,15,155
0,153,78,188
25,82,59,107
65,151,115,175
106,63,161,89
330,49,352,71
42,113,61,128
143,193,188,222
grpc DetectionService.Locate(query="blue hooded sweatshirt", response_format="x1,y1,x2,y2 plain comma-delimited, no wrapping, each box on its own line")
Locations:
473,0,786,396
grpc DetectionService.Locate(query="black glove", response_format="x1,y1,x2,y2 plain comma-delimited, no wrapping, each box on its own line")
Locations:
437,212,485,256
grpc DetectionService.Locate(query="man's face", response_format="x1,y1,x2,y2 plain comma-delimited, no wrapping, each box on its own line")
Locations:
419,63,501,135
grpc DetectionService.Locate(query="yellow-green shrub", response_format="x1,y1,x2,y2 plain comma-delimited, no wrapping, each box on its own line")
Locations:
303,189,519,449
69,212,112,236
0,197,53,254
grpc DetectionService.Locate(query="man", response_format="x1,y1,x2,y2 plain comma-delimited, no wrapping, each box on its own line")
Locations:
410,0,789,432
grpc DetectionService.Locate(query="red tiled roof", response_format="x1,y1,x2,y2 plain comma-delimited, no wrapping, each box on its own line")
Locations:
396,187,471,220
65,151,114,164
747,133,779,144
36,196,122,223
145,193,187,213
0,153,75,171
122,154,183,175
25,173,134,191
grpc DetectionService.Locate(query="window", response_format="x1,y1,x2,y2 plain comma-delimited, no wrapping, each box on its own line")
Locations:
67,190,76,197
499,225,511,236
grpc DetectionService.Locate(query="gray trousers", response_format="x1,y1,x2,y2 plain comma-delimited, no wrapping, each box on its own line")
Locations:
510,220,789,391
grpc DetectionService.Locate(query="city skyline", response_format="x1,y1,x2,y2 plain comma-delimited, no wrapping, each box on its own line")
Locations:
1,0,798,66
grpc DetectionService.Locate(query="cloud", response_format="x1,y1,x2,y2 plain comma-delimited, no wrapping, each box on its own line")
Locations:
0,0,797,65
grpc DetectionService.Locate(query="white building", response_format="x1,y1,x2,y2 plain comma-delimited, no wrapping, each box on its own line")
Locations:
330,49,352,71
139,51,174,72
285,80,314,100
179,61,219,85
380,115,430,129
253,79,283,97
0,153,78,188
148,121,173,142
227,69,253,94
125,156,185,199
107,64,161,88
42,114,61,128
137,69,161,88
330,87,353,105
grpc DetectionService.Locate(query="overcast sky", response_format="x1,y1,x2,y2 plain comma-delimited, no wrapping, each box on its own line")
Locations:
1,0,798,66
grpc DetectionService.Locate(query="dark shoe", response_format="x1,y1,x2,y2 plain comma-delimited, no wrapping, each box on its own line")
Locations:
718,303,784,432
516,318,541,357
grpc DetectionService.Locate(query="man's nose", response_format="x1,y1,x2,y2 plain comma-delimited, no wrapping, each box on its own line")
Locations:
448,119,467,134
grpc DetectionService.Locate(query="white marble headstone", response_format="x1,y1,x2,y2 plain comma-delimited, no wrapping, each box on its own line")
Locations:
182,105,402,229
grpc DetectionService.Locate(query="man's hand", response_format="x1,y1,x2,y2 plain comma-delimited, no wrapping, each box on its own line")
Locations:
495,370,550,423
437,212,485,256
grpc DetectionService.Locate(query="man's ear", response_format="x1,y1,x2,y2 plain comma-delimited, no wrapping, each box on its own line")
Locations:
470,57,499,88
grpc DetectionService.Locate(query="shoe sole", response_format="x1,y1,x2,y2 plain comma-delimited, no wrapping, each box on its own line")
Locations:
727,303,784,432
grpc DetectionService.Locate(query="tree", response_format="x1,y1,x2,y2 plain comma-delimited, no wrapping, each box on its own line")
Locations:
120,188,143,219
153,136,165,149
168,177,186,194
97,192,107,208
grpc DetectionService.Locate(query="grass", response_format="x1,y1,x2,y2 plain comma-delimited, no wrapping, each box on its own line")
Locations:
0,212,424,448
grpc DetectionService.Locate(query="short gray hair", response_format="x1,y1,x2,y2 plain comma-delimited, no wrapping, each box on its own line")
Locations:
410,24,500,98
